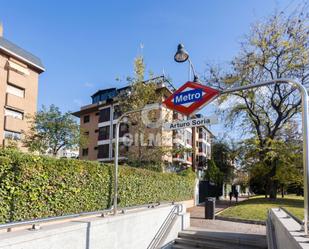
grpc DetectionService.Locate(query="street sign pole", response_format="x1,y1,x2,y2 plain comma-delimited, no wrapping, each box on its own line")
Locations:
114,78,309,234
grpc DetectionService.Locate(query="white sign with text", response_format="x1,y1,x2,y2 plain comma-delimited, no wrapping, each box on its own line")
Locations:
163,116,218,131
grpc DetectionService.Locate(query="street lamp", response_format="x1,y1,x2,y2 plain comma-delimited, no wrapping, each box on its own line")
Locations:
174,44,199,82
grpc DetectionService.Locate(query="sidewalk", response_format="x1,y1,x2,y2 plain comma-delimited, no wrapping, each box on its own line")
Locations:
188,196,248,219
187,196,266,235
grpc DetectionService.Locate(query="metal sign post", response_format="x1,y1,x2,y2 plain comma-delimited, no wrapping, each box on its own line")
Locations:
113,78,309,234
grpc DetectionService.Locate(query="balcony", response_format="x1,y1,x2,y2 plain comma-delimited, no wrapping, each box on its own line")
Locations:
4,116,25,133
7,70,27,89
173,157,192,165
6,93,25,111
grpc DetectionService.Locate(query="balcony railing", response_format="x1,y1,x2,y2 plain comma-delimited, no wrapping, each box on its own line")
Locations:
6,93,25,111
4,116,25,133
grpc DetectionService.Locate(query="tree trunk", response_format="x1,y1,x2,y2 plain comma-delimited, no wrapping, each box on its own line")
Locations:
269,180,278,199
266,159,278,199
281,184,284,198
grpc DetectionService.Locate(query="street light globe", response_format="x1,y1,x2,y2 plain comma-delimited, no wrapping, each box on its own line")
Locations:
174,44,189,63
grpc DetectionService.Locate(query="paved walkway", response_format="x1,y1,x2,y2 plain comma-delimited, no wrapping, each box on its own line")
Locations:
188,197,248,219
187,197,266,235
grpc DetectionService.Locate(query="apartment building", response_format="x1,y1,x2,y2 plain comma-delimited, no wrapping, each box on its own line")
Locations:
73,76,213,169
0,25,45,149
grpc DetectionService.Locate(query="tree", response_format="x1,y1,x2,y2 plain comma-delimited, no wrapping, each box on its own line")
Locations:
241,120,303,197
205,8,308,198
23,105,86,156
212,140,235,184
204,159,223,185
118,57,173,169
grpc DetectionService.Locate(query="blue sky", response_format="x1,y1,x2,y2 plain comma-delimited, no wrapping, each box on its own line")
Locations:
0,0,301,136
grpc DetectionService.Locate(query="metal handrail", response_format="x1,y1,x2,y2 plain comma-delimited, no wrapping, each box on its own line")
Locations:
148,204,182,249
0,201,175,231
0,208,112,231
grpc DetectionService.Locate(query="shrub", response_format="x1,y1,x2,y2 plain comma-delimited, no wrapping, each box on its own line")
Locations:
0,149,195,223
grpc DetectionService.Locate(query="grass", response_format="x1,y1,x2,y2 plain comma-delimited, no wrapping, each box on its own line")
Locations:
218,195,304,221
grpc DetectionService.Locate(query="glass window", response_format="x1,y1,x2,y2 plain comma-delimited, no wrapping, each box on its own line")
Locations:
98,144,109,159
113,105,122,120
5,108,23,120
92,95,99,104
112,142,128,157
99,107,110,122
82,148,88,156
113,123,129,138
83,115,90,123
4,130,21,140
7,84,25,98
113,124,116,138
120,123,129,137
98,126,110,140
199,142,206,153
185,131,192,145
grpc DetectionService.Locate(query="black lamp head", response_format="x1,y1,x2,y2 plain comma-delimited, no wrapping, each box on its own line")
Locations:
174,44,189,63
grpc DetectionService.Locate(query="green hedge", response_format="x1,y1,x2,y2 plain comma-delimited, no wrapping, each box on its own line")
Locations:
0,149,195,223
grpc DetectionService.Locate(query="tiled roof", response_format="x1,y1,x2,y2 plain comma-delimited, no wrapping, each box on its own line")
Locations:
0,36,45,72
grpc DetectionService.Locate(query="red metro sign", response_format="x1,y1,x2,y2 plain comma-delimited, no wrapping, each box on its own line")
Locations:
163,81,220,116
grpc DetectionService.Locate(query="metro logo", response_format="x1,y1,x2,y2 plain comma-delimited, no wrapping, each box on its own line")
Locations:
174,89,202,105
163,81,220,116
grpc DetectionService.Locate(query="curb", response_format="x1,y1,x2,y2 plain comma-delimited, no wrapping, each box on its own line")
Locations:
215,215,266,225
215,205,232,215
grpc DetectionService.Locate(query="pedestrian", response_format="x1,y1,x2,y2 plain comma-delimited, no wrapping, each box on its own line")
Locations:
234,190,239,203
229,191,233,204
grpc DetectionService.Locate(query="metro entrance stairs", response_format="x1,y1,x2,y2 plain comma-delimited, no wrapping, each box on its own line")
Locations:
172,227,268,249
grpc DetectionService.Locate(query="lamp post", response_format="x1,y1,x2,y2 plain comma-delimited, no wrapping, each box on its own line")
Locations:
174,44,199,82
174,44,201,205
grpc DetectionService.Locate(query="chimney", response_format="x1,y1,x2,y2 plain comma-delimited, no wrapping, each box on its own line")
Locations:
0,23,3,37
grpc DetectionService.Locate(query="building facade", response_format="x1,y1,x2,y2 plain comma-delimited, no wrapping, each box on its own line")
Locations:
73,76,213,170
0,26,45,149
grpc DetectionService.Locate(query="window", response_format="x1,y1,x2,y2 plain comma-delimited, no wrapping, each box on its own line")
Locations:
7,84,25,98
4,130,21,140
185,131,192,145
7,60,29,75
199,142,206,153
5,108,23,120
120,123,129,137
83,115,90,123
98,126,110,140
82,148,88,156
199,128,207,140
99,107,110,122
92,90,118,104
98,144,109,159
113,105,122,120
113,123,129,138
112,142,128,157
93,95,100,104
